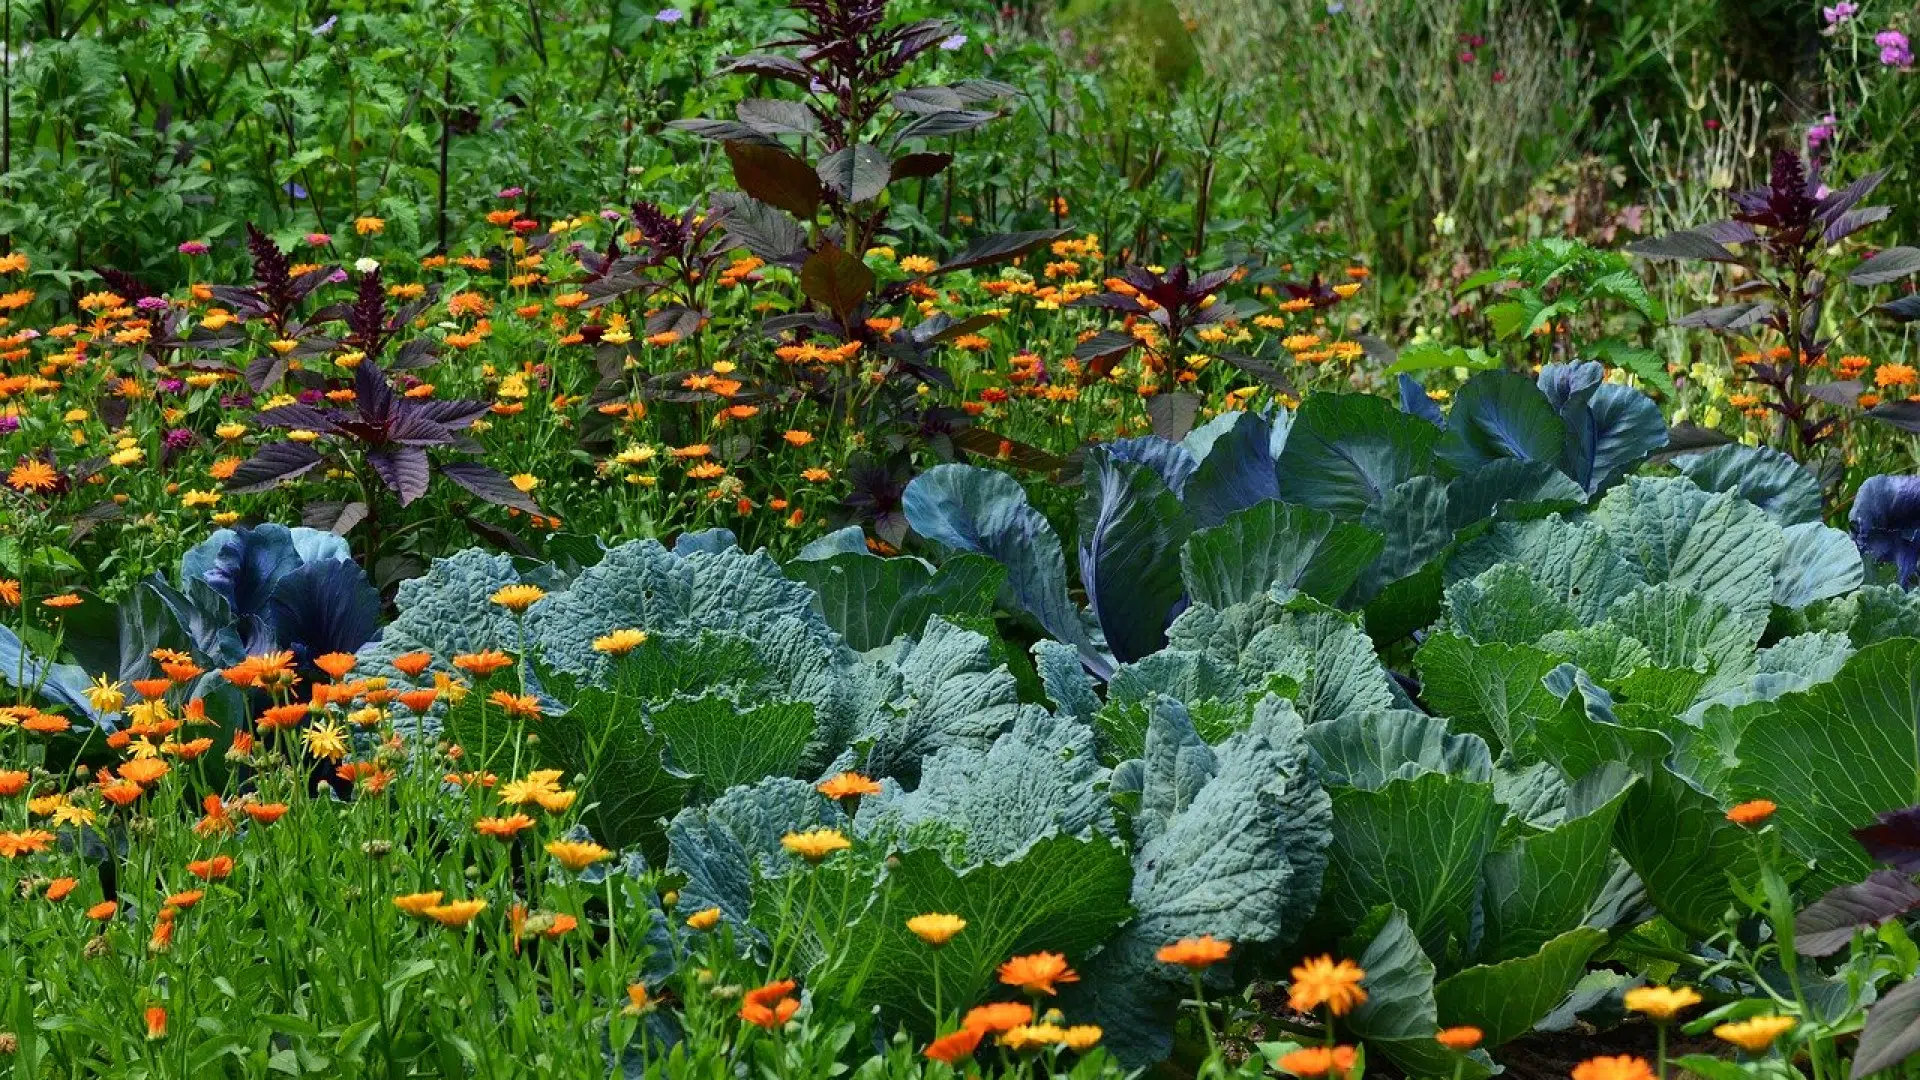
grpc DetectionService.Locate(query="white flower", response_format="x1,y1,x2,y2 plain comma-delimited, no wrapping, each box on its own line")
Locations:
355,257,380,274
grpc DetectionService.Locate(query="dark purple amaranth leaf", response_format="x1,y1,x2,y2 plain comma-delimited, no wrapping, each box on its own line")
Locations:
302,500,369,536
1627,229,1743,264
798,243,875,320
890,151,952,182
227,442,325,493
1851,247,1920,287
724,142,823,218
710,192,809,264
1854,978,1920,1077
438,462,543,515
935,228,1071,276
1855,805,1920,872
667,118,784,147
816,143,891,203
1795,870,1920,956
1866,402,1920,434
366,446,431,505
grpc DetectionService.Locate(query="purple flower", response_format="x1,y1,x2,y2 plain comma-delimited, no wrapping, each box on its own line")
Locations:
311,14,337,36
655,7,683,22
1825,2,1858,25
497,186,524,199
298,389,326,405
220,393,256,409
1807,113,1837,151
327,269,348,284
0,416,19,435
600,208,624,221
939,33,967,51
164,428,195,450
136,296,171,312
1878,29,1913,68
159,379,186,396
284,181,309,200
177,240,209,255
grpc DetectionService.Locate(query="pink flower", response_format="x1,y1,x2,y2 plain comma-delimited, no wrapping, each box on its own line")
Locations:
1877,29,1913,68
177,240,209,255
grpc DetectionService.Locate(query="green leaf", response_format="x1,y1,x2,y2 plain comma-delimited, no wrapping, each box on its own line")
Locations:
1321,772,1502,954
788,552,1004,651
1444,564,1579,645
1437,372,1566,474
1078,451,1192,663
826,834,1133,1034
1416,634,1565,756
1180,500,1384,608
1383,343,1501,376
1305,709,1493,790
1728,639,1920,890
1434,928,1608,1046
1671,444,1823,525
1276,394,1439,519
1592,478,1782,631
1480,766,1633,961
1342,908,1496,1079
650,693,813,797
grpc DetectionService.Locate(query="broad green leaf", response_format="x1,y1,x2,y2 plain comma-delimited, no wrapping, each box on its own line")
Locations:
788,552,1004,652
1306,710,1493,790
1078,451,1192,663
1277,393,1439,519
1438,372,1567,473
1180,500,1384,608
1434,928,1607,1046
1444,564,1579,645
1728,639,1920,890
1342,908,1496,1078
1321,772,1502,954
1592,478,1782,630
1480,766,1633,961
826,834,1132,1034
1672,444,1823,525
650,693,813,797
1417,634,1575,756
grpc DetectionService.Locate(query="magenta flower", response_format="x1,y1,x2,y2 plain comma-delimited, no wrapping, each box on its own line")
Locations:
1807,114,1837,151
1825,2,1858,25
1878,29,1913,68
177,240,209,255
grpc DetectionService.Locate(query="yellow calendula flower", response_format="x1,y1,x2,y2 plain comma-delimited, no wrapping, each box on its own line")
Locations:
489,584,547,612
592,628,648,655
907,912,966,947
780,828,851,863
545,839,612,871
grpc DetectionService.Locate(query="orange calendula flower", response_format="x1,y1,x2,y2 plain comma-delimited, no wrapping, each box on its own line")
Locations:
6,459,58,492
88,900,119,920
391,652,434,677
100,779,145,806
475,814,537,840
816,772,882,800
1275,1045,1357,1078
488,690,543,719
1572,1056,1656,1080
489,583,547,612
1623,985,1701,1021
424,899,488,927
0,770,27,796
394,891,445,916
1726,799,1777,827
165,889,205,909
780,827,851,863
45,877,78,901
146,1005,168,1040
1288,955,1367,1016
997,951,1079,995
1157,935,1232,970
187,855,234,880
313,652,357,680
398,688,439,713
961,1001,1033,1033
1714,1015,1796,1053
257,702,309,730
545,839,612,871
740,980,801,1029
0,829,57,858
118,758,170,785
686,907,723,931
1436,1026,1483,1050
244,802,289,824
43,594,84,609
452,650,514,677
131,678,173,700
924,1025,984,1064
